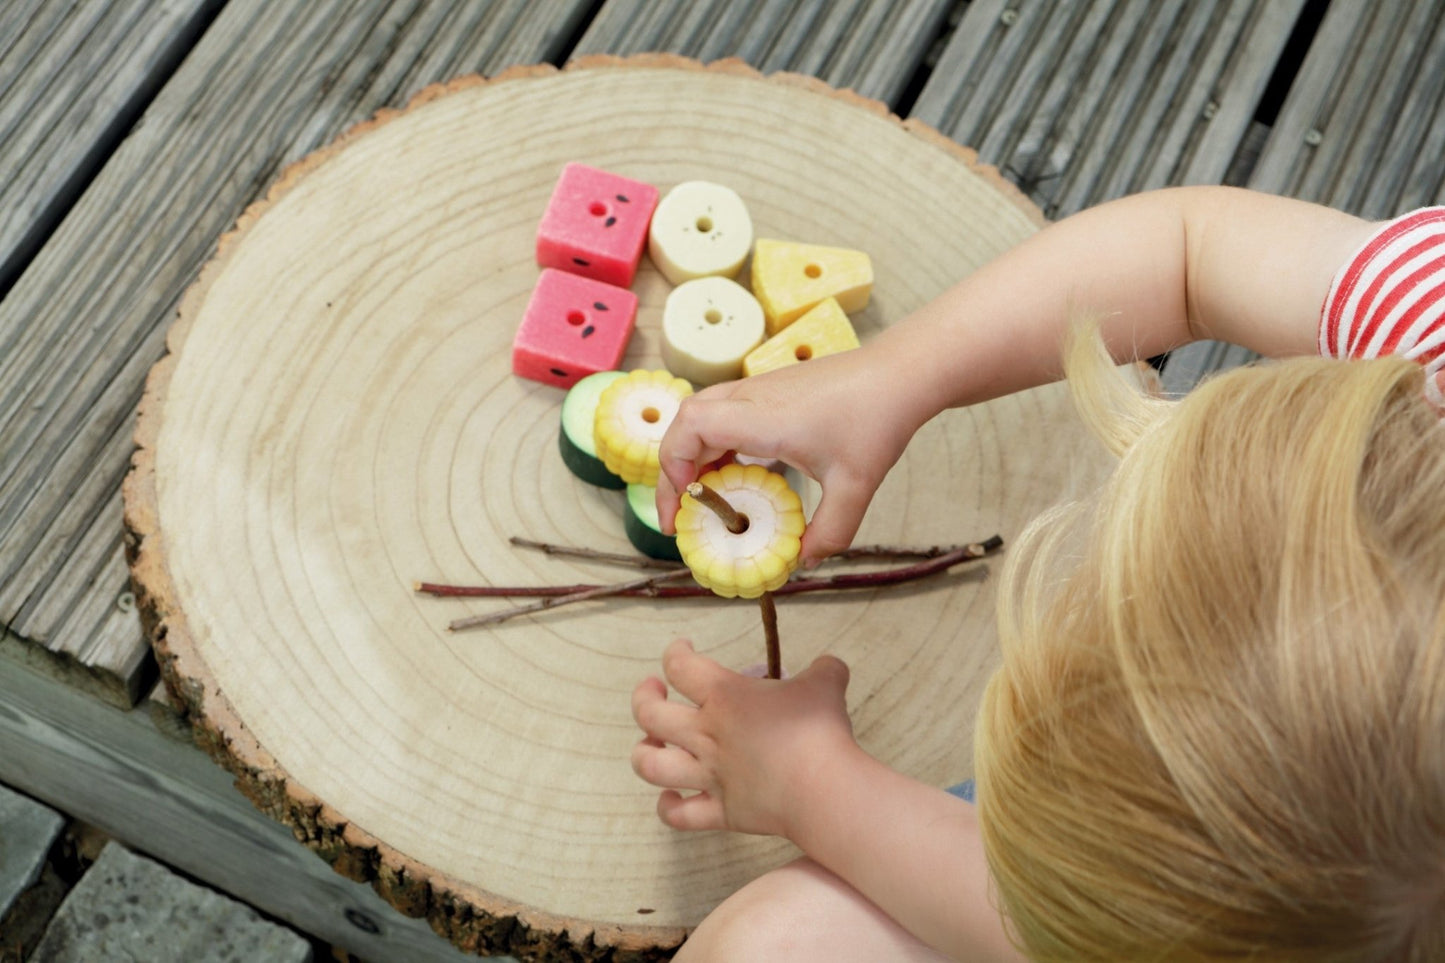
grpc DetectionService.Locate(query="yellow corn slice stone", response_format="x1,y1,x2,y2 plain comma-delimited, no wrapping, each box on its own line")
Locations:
750,238,873,334
742,297,860,377
593,369,693,486
674,463,805,599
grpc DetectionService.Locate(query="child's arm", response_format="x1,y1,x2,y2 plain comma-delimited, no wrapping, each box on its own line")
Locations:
632,640,1023,962
658,186,1374,562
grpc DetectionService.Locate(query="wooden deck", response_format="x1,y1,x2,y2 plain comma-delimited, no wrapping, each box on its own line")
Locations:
0,0,1441,958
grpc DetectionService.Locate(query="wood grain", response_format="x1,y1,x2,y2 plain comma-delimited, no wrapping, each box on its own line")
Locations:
0,651,484,962
1248,0,1445,216
0,0,221,293
0,0,590,705
911,0,1305,218
1163,0,1445,392
574,0,954,106
126,57,1120,958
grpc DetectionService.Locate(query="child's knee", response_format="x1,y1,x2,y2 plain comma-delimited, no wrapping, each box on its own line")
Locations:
673,866,802,961
673,858,945,962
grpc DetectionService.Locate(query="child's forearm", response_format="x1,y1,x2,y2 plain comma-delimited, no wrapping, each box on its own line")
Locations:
784,745,1024,962
868,186,1372,434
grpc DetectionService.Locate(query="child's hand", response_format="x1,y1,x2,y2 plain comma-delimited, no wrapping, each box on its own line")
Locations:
630,639,859,840
654,347,918,565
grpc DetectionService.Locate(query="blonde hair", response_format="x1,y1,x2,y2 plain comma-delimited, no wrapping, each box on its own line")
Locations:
975,322,1445,962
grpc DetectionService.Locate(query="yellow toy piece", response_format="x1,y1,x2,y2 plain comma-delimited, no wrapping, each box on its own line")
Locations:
674,464,804,599
750,238,872,334
593,369,693,486
742,297,860,376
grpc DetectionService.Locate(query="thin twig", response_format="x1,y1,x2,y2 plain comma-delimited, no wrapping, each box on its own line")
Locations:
446,569,695,632
685,481,748,533
833,543,977,560
759,592,780,679
508,537,979,567
417,536,1004,601
508,537,684,570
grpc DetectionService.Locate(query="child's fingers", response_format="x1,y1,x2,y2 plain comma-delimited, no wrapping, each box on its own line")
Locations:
631,739,710,792
799,653,850,685
800,473,874,564
797,654,851,697
656,789,725,832
655,473,682,535
661,639,730,705
631,677,706,753
659,395,770,495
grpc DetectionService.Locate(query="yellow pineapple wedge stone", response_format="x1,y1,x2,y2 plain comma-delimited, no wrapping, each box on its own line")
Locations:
742,297,860,376
750,238,873,334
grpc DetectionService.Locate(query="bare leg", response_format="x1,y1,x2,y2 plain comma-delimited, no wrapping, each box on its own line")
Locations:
675,857,954,962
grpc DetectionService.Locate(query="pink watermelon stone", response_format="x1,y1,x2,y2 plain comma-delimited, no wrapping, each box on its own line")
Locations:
512,268,638,388
536,163,659,287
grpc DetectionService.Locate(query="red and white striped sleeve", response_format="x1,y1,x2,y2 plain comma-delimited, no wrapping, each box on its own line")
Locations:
1319,206,1445,407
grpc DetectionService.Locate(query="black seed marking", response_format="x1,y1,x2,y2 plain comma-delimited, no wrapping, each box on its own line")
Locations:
616,194,630,203
550,367,568,378
581,325,596,338
573,257,590,266
604,216,616,227
593,301,608,311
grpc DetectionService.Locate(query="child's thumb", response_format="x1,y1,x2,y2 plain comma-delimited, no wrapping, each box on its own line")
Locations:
801,481,872,566
798,654,850,693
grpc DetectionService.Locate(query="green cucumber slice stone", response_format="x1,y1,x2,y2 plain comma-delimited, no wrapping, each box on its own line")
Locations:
624,484,681,561
559,370,627,489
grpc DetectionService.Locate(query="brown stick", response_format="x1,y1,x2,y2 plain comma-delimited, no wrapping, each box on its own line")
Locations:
417,536,1003,600
833,543,979,561
446,568,695,632
508,537,684,570
759,592,780,679
685,481,748,533
507,538,981,568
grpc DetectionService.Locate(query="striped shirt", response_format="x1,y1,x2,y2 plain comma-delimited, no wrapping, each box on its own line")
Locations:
1319,206,1445,407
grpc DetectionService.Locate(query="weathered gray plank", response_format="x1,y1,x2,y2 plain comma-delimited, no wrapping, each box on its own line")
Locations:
1170,0,1445,392
912,0,1307,218
0,0,222,294
0,653,488,962
1160,340,1262,397
0,0,591,704
574,0,955,106
1250,0,1445,216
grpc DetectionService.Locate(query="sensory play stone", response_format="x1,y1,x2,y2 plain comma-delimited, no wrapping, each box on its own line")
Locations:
674,463,804,600
742,296,859,376
558,371,628,488
750,238,873,334
660,276,766,387
512,268,637,389
623,483,681,561
647,181,753,285
593,369,693,486
536,163,659,287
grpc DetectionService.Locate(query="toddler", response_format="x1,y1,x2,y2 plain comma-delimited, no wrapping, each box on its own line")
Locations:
630,187,1445,961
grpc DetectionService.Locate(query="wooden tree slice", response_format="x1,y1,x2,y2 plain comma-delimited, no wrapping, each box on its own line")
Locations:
124,56,1116,960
